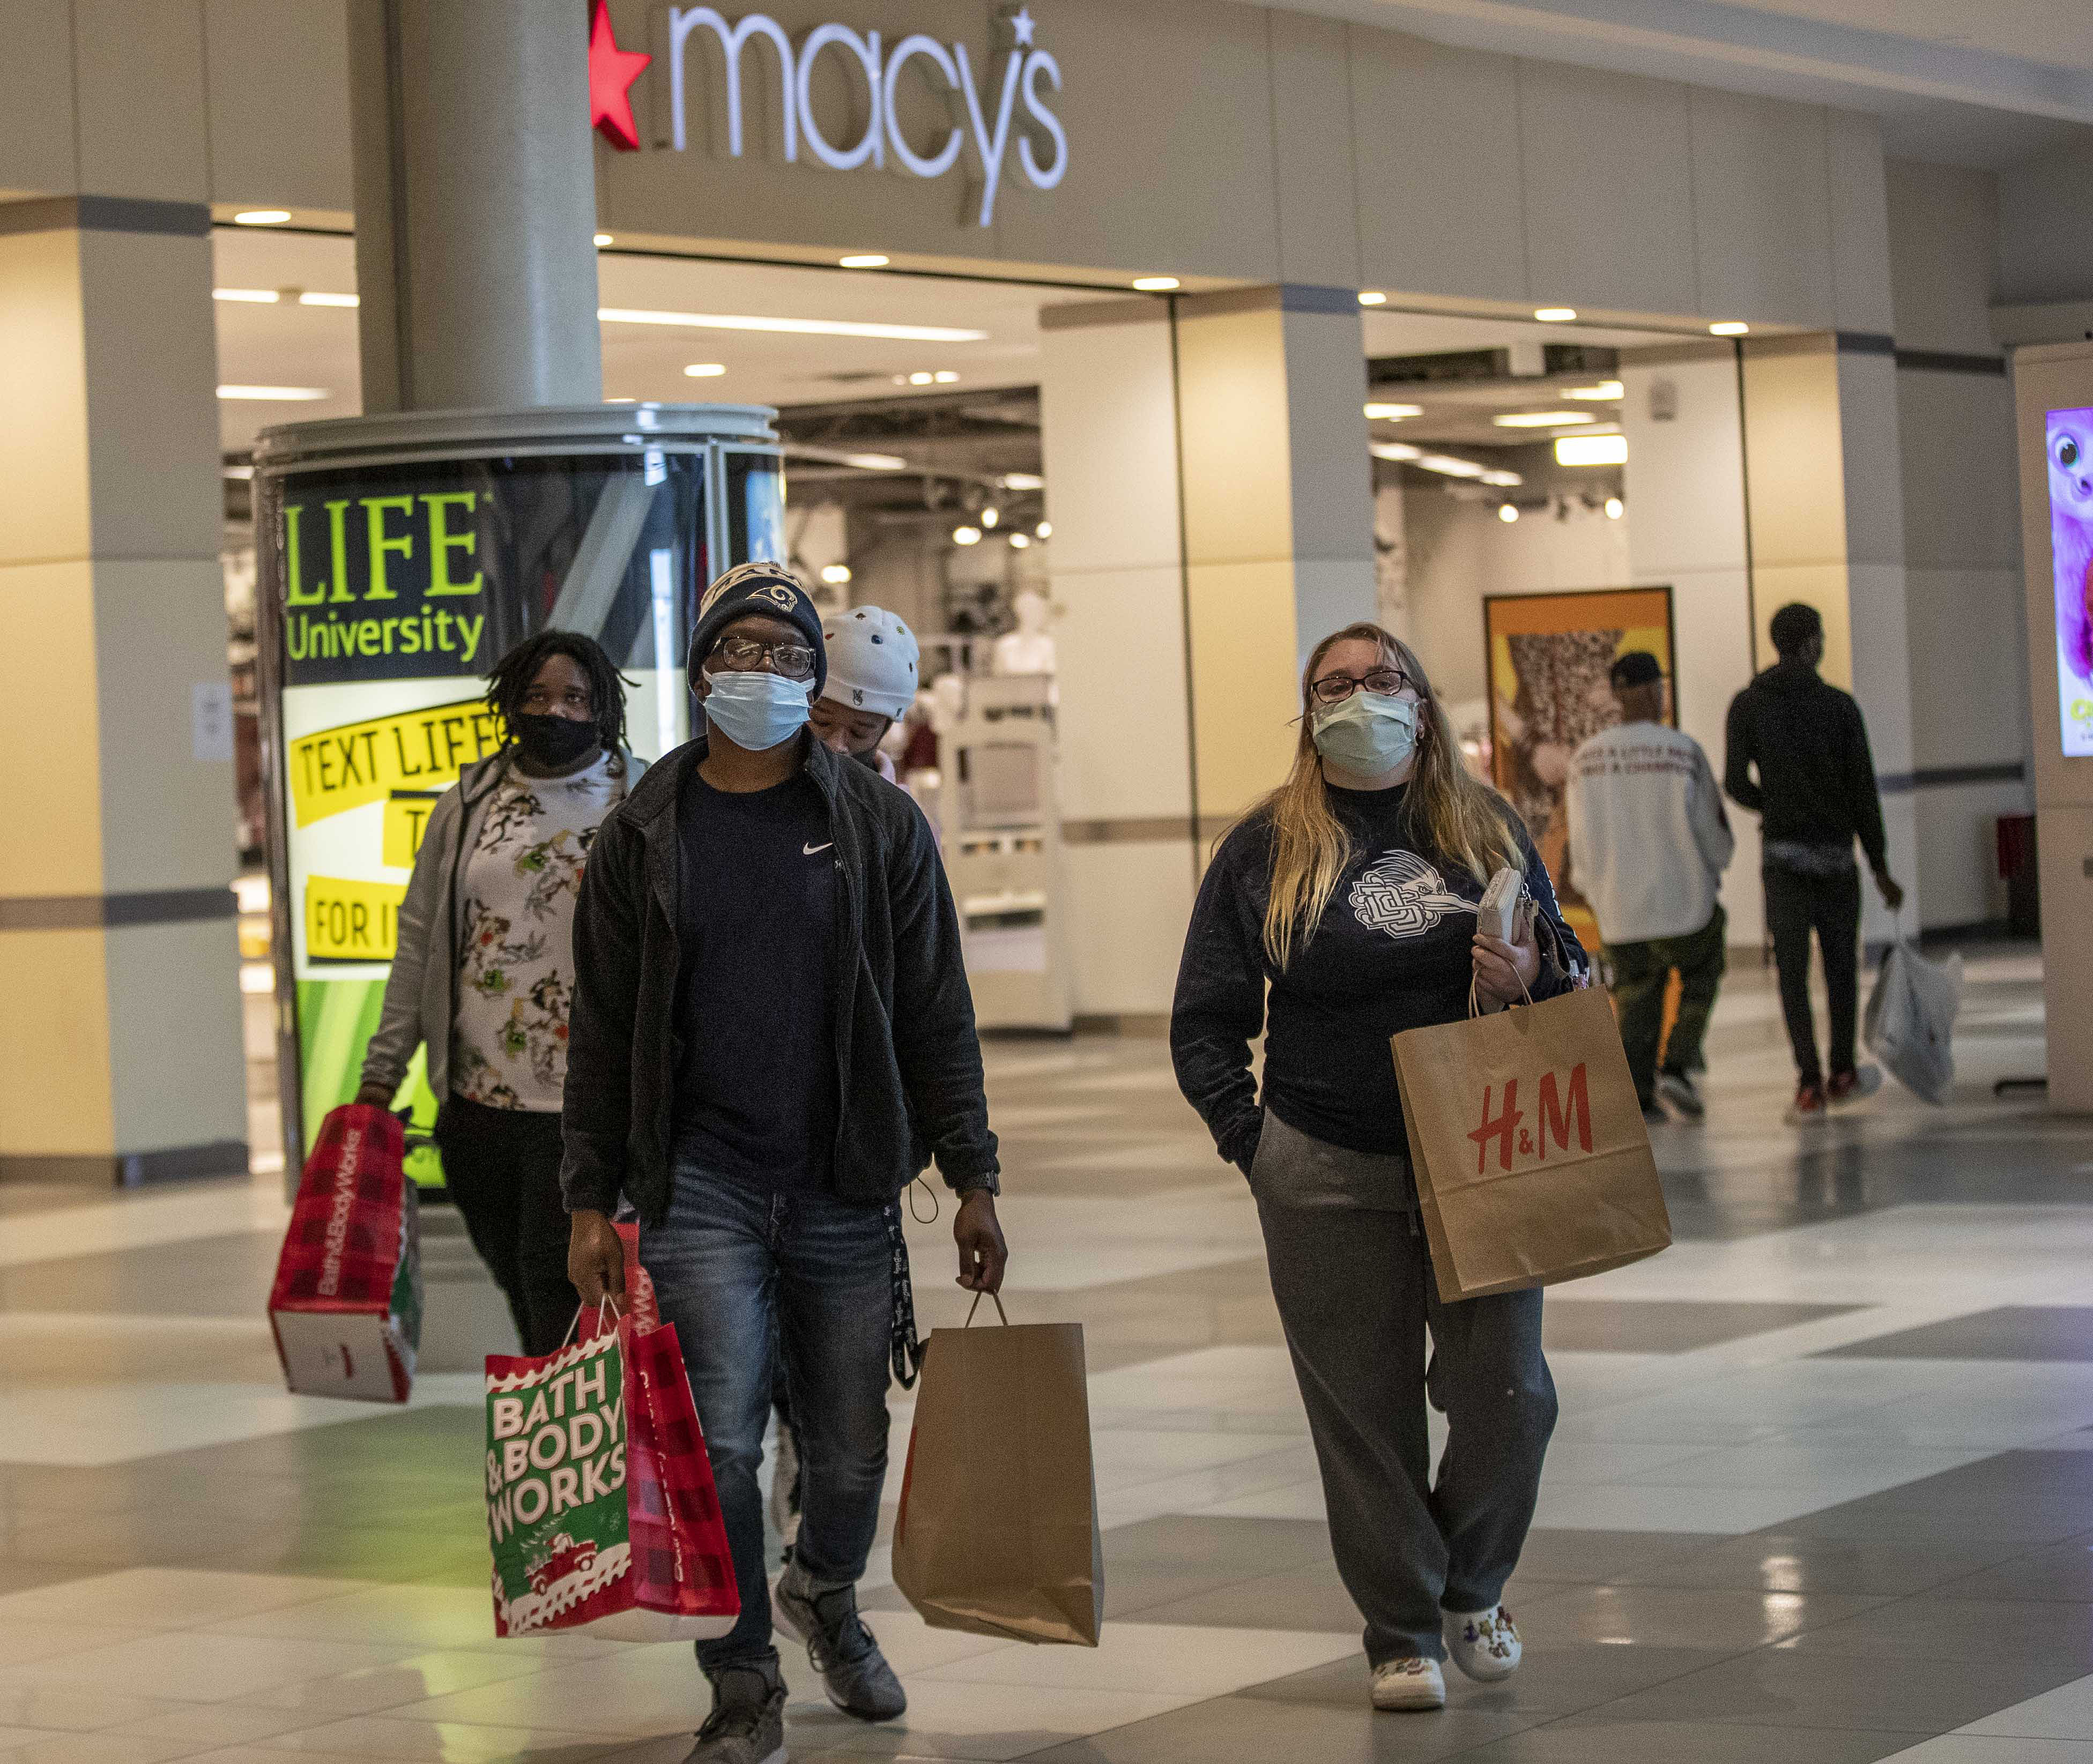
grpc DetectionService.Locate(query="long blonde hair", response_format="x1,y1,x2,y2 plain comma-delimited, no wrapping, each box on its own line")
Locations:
1248,622,1520,970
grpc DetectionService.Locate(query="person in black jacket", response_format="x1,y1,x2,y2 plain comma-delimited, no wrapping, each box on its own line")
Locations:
1172,621,1586,1714
1724,602,1905,1124
560,563,1007,1764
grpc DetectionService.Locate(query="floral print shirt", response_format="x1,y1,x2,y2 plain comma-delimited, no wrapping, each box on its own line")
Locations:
451,750,627,1112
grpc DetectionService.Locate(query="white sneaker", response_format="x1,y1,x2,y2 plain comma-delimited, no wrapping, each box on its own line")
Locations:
1656,1071,1705,1120
1370,1656,1446,1710
1444,1605,1521,1681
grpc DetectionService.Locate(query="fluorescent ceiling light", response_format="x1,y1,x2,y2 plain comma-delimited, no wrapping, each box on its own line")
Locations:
217,384,328,400
909,371,934,385
1364,403,1423,420
221,464,256,480
933,370,959,384
1370,442,1421,462
683,362,727,377
1132,276,1179,292
599,307,987,343
233,209,291,226
1417,454,1490,479
1710,321,1749,336
1000,472,1044,490
1480,469,1524,487
1557,434,1629,466
1358,291,1387,306
212,287,279,303
1534,307,1577,322
299,291,359,307
1564,381,1623,400
819,563,853,584
1494,411,1593,428
845,452,908,471
839,254,889,269
594,233,613,247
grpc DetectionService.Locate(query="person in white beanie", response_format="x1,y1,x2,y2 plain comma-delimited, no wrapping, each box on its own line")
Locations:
810,605,919,782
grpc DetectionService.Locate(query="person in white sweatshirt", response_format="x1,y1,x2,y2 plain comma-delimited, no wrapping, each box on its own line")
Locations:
1565,652,1734,1122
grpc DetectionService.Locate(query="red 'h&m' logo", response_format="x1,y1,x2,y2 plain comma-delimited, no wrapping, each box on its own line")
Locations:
1467,1066,1592,1174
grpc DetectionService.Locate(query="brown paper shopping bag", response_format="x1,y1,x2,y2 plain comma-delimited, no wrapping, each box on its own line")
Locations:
891,1297,1103,1646
1391,985,1671,1301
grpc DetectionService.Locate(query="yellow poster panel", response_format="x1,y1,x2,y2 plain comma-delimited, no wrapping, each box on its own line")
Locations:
289,698,502,828
306,874,409,963
382,792,443,870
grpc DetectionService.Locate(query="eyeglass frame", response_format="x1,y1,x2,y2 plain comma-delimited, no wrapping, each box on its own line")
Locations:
706,634,819,681
1308,664,1415,706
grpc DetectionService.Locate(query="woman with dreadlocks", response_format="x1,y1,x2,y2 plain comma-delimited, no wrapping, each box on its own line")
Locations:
357,630,642,1353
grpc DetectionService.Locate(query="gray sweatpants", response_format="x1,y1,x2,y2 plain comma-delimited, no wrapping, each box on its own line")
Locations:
1250,1110,1557,1665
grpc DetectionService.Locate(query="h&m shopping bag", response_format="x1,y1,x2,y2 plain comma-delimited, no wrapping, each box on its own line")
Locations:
892,1297,1103,1646
1866,938,1964,1104
486,1315,739,1641
268,1103,422,1402
1391,985,1671,1301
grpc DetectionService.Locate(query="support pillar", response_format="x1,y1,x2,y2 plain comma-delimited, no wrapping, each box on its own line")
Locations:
0,197,246,1183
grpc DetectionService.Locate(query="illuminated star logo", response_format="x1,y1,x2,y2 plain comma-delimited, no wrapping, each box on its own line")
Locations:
1008,6,1037,46
588,0,650,152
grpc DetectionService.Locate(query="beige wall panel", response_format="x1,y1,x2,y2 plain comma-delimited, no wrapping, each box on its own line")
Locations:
1062,841,1197,1016
1185,557,1301,818
203,0,354,211
1281,306,1373,568
1834,351,1905,572
1748,561,1851,684
1267,10,1361,290
1740,342,1846,571
1847,559,1913,776
73,0,210,204
0,928,115,1156
1040,312,1180,576
1350,32,1526,303
1825,108,1895,337
92,559,238,896
1896,371,2019,572
1620,354,1748,579
1177,304,1294,569
1048,565,1193,823
0,560,102,897
0,0,78,196
2036,805,2093,1107
1916,780,2020,930
0,224,90,568
1689,90,1836,329
105,918,244,1153
1291,557,1377,666
1869,788,1919,942
1886,159,2001,359
78,228,220,564
1904,566,2028,770
1516,62,1695,318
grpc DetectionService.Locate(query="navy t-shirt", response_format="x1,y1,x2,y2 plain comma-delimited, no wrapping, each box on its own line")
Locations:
672,768,840,1189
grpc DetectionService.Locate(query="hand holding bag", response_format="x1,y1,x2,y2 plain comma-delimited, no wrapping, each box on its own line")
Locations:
1865,929,1963,1105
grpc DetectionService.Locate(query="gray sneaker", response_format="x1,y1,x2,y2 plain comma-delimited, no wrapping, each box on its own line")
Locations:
685,1665,785,1764
773,1565,907,1722
1656,1071,1705,1119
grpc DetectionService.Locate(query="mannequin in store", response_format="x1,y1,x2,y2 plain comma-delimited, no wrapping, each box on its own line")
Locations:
992,589,1057,676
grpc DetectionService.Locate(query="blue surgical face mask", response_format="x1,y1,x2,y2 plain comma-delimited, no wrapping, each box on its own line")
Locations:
1311,690,1419,775
701,668,811,751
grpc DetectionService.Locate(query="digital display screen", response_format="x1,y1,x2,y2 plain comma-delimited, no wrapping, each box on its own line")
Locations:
2046,405,2093,756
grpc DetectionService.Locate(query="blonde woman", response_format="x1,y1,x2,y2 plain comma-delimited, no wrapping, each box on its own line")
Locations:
1171,622,1586,1713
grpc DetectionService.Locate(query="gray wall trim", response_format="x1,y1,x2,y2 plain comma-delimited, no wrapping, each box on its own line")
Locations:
0,196,211,238
1039,295,1171,332
0,1140,249,1188
1061,814,1237,845
1876,762,2027,794
0,887,237,931
1835,331,1897,356
1895,348,2007,377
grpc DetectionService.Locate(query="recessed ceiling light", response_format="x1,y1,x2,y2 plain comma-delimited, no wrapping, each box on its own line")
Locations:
1564,381,1624,400
1494,411,1593,428
981,508,1000,529
1498,503,1520,523
1364,402,1423,420
1132,276,1179,292
1534,307,1577,322
1710,321,1749,336
1000,473,1044,490
683,363,727,378
212,287,279,304
1605,496,1624,519
217,384,328,400
953,525,982,546
1009,532,1031,548
933,370,959,384
1557,434,1629,466
820,563,853,585
909,371,934,385
1370,442,1422,462
1358,291,1387,307
599,308,986,343
606,397,636,403
839,254,889,269
232,210,291,226
299,291,359,308
1035,520,1052,539
594,233,613,247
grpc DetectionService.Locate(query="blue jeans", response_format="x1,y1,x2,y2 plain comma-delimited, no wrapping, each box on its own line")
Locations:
643,1160,894,1674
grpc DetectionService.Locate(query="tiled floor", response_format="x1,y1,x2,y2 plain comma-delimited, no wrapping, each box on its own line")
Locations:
1,946,2090,1761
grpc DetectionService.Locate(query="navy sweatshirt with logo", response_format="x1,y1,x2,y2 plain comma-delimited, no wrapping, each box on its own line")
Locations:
1170,784,1585,1176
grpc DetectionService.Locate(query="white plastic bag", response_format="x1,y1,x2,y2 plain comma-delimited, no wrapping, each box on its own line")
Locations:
1864,939,1963,1104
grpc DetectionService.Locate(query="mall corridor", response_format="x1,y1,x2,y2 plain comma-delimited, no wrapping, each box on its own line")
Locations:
0,954,2087,1763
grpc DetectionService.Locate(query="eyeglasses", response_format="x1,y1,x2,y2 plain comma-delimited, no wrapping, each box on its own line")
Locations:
1309,665,1413,705
709,635,817,680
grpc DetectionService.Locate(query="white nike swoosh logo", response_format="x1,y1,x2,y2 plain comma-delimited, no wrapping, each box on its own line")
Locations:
804,842,834,855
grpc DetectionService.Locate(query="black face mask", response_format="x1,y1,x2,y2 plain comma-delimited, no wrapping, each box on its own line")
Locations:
513,714,600,770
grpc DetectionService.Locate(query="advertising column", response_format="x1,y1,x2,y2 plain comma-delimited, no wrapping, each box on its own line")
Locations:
255,406,783,1179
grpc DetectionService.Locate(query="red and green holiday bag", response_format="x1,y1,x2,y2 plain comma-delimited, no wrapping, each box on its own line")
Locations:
486,1314,738,1641
268,1103,422,1403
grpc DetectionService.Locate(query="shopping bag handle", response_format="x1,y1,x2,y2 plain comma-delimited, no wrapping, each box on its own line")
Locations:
1467,968,1535,1020
964,1291,1010,1328
558,1294,624,1350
